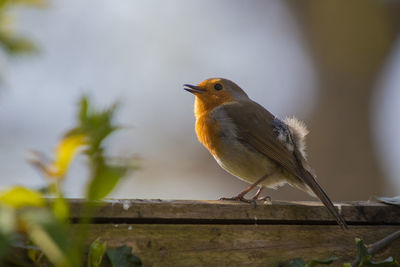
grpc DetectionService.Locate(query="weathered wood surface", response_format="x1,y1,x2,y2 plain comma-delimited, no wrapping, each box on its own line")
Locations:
83,225,399,267
69,199,400,266
69,199,400,225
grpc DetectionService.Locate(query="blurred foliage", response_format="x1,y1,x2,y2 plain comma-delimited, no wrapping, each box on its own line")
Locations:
30,134,87,179
106,245,142,267
290,237,399,267
0,0,44,55
0,186,45,208
0,96,141,267
75,97,132,201
289,255,338,267
88,238,106,267
347,238,399,267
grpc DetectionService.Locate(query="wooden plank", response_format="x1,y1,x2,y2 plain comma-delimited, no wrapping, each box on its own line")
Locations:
68,199,400,225
8,200,399,266
81,224,400,267
69,199,400,265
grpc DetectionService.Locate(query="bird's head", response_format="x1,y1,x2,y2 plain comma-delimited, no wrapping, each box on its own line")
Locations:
184,78,248,114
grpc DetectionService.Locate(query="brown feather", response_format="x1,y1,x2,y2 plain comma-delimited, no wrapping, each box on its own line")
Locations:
222,100,348,230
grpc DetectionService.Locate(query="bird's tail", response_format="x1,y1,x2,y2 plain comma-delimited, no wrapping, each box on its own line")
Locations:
301,169,348,230
291,146,348,230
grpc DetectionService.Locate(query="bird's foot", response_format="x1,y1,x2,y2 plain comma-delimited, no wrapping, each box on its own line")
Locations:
252,195,272,202
219,196,253,203
250,186,271,202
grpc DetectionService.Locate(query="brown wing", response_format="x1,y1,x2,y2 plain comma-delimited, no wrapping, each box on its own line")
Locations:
222,100,348,230
221,100,300,176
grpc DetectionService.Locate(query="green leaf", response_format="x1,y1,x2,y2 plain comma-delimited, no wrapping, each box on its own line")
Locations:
27,247,43,265
52,196,70,222
309,255,338,267
355,238,399,266
106,245,142,267
356,238,370,264
76,96,118,156
0,186,45,208
88,238,107,267
376,196,400,206
87,164,127,201
290,258,307,267
74,96,133,200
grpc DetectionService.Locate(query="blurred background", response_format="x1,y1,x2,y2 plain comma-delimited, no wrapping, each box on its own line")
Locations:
1,0,400,201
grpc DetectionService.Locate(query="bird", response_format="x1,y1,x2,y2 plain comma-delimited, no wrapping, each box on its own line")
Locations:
184,78,347,230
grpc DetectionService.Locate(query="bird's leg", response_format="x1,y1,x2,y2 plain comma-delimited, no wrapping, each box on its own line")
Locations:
220,174,269,203
251,186,272,201
252,186,264,200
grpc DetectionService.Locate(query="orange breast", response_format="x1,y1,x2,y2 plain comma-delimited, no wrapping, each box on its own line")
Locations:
195,113,221,156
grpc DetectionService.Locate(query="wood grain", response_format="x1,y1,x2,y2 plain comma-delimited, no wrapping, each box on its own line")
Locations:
81,224,400,267
64,200,400,266
68,199,400,225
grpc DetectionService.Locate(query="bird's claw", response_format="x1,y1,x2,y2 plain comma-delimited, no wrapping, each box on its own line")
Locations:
252,195,272,202
219,196,253,203
220,195,272,206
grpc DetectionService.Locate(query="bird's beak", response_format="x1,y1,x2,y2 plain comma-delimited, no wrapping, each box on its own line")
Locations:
183,84,206,94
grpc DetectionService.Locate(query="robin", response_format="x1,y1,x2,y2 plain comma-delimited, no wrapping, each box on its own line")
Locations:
184,78,347,229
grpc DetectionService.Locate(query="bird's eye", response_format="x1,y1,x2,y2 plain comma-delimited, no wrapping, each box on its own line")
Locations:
214,83,223,91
